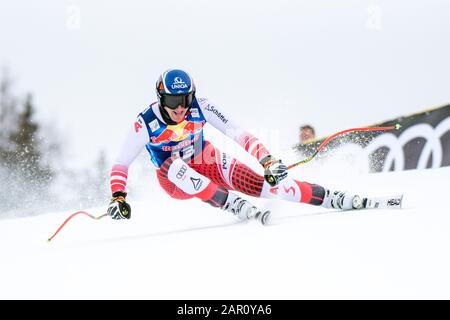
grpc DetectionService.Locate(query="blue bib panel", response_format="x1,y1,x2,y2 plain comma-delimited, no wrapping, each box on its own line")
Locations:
140,99,207,168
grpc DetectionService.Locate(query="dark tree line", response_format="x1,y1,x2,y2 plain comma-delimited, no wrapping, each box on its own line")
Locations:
1,93,54,184
0,69,109,217
0,71,56,215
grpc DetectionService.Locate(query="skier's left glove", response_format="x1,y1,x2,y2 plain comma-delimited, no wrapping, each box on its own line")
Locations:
107,191,131,220
260,155,288,187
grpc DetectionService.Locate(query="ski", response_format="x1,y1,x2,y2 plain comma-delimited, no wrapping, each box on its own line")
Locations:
359,194,403,210
256,195,403,225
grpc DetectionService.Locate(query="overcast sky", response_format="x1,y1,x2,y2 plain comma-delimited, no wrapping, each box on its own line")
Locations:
1,0,449,168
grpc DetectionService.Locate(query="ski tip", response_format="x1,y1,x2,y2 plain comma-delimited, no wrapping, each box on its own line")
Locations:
394,194,404,209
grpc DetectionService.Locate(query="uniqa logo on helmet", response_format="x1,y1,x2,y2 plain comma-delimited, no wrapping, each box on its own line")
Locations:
163,70,192,94
171,77,188,90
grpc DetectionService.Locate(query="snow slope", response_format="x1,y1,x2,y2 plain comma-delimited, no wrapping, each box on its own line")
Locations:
1,166,449,299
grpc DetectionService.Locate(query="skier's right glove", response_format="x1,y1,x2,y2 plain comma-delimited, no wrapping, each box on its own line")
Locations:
107,191,131,220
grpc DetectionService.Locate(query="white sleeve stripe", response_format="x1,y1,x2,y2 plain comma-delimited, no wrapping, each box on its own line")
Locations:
243,136,258,150
110,176,127,183
252,145,266,157
111,170,128,177
248,140,261,154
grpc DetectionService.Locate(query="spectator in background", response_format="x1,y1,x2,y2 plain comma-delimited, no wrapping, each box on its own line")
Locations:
299,124,316,144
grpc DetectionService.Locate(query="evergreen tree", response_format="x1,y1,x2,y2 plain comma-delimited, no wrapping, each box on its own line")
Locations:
0,70,56,215
0,70,19,158
8,94,53,186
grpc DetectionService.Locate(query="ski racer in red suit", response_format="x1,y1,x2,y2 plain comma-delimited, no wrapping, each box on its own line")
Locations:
107,69,363,224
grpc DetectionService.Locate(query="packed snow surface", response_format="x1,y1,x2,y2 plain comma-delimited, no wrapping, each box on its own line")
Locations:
1,166,449,299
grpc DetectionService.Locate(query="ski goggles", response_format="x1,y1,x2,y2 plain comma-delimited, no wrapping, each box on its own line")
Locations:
161,92,195,110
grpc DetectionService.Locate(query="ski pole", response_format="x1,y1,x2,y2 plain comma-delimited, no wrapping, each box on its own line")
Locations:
287,123,401,170
47,211,109,242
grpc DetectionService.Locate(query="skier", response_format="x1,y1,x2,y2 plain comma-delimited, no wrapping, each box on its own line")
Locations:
107,69,363,224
